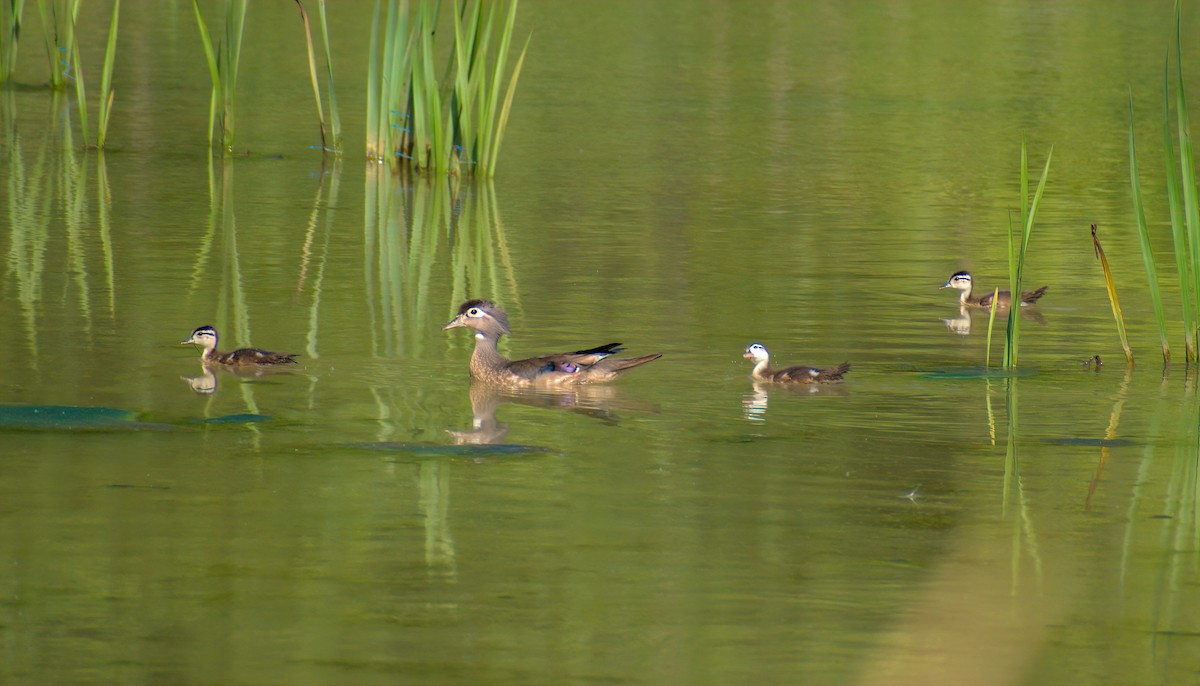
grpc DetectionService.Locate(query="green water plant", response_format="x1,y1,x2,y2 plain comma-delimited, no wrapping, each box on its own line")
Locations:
95,0,120,148
1128,92,1170,362
294,0,341,154
192,0,247,153
1,0,24,82
1091,224,1134,364
366,0,529,177
1003,141,1053,369
1126,1,1200,364
66,0,119,148
36,0,79,90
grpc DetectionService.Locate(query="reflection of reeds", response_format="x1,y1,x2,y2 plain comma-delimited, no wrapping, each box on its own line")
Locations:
4,97,116,368
297,159,343,359
363,173,519,355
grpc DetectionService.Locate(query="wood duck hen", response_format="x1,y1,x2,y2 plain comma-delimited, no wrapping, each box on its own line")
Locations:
180,325,299,366
442,299,661,386
743,342,850,384
941,271,1047,308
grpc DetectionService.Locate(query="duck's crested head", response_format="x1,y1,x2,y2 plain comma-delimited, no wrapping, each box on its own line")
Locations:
941,271,973,290
182,325,218,348
743,342,769,361
443,299,511,335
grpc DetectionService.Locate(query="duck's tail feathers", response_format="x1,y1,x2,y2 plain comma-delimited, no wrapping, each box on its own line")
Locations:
1022,286,1048,304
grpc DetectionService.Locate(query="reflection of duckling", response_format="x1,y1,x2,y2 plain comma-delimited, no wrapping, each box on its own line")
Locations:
181,366,218,395
942,305,973,335
743,343,850,384
180,325,299,366
442,299,661,386
940,271,1048,308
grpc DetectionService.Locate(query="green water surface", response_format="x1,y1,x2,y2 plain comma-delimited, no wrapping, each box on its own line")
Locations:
1,2,1198,685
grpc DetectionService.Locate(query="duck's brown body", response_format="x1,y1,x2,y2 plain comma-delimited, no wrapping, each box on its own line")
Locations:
743,343,849,384
942,271,1047,308
181,325,299,366
443,300,661,386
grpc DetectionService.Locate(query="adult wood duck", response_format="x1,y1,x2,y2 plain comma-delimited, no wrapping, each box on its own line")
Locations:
442,299,662,386
180,325,299,366
940,271,1048,308
743,342,850,384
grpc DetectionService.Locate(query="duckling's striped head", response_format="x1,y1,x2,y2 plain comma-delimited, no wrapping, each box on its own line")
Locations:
743,342,770,362
941,271,973,291
443,299,512,337
182,325,219,350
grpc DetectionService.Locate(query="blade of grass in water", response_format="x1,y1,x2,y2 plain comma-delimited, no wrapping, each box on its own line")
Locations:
1128,90,1169,363
96,0,120,149
294,0,329,151
1164,54,1196,361
985,289,1000,368
316,0,341,151
191,0,222,150
1092,224,1134,364
1175,0,1200,356
1004,141,1052,369
1,0,26,82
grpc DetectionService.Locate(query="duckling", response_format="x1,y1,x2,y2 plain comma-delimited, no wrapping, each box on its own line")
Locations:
940,271,1048,308
442,299,661,386
180,325,299,366
743,342,850,384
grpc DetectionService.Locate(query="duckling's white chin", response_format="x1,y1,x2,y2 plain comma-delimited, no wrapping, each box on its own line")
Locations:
475,331,486,339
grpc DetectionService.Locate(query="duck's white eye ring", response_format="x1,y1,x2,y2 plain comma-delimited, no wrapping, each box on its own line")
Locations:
467,308,482,317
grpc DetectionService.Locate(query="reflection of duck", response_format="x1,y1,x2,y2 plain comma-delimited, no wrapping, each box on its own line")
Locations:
180,325,299,366
940,271,1047,308
943,305,973,335
743,343,850,384
447,383,658,444
442,299,661,386
181,365,218,395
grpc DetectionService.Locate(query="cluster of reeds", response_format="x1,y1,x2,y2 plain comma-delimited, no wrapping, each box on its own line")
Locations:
1,0,24,82
366,0,529,177
1127,1,1200,365
192,0,246,153
71,0,120,149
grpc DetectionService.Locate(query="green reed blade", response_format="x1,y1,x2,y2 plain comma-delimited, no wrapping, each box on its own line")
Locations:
1129,90,1170,362
1,0,27,82
97,0,120,149
482,0,518,176
489,32,528,177
316,0,341,151
1164,61,1196,361
1004,141,1052,369
366,0,382,159
191,0,221,148
1176,0,1200,355
986,289,1000,368
1092,225,1134,364
1004,211,1017,368
294,0,328,150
